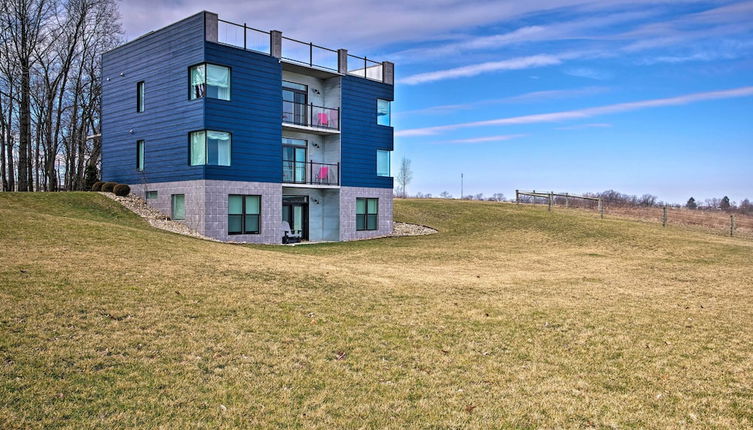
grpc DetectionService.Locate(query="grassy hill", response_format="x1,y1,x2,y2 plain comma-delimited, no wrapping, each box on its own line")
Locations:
1,193,752,428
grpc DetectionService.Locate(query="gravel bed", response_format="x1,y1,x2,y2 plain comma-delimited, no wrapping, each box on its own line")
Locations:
392,222,438,237
100,192,219,241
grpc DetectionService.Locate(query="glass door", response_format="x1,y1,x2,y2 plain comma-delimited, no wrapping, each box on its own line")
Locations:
282,81,308,125
282,195,308,240
282,138,307,183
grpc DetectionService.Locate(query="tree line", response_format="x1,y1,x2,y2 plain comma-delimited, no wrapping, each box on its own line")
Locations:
0,0,121,192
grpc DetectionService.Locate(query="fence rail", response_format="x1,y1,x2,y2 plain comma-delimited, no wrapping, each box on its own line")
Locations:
516,188,752,239
217,19,270,54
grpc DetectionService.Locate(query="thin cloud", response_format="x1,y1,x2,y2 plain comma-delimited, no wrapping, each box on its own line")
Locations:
398,86,609,116
442,134,527,144
398,54,567,85
556,123,612,130
396,86,753,136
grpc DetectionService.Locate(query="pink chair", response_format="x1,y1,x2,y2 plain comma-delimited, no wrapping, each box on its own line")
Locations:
317,166,329,183
317,112,329,127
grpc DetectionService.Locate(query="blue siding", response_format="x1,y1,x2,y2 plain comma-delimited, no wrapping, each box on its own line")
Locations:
102,12,206,184
340,76,394,188
203,43,283,183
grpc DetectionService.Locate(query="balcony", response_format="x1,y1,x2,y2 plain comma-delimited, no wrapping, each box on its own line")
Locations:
282,101,340,134
283,160,340,187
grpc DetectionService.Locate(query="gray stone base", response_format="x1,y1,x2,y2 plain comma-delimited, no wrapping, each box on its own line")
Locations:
130,180,393,244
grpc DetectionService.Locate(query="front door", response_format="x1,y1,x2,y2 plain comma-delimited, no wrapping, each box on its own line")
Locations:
282,195,308,240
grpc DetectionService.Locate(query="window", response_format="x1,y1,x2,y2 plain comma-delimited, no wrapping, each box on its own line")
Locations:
190,130,231,166
377,99,391,126
356,198,378,231
228,195,261,234
171,194,185,220
377,150,391,177
136,140,144,171
282,81,308,125
189,63,230,100
146,191,158,199
136,81,144,112
282,138,307,183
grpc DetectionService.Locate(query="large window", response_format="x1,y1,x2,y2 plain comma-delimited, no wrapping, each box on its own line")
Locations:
377,150,391,177
136,81,144,112
136,140,144,171
190,63,231,100
356,198,378,231
171,194,185,220
228,195,261,234
377,99,391,126
190,130,231,166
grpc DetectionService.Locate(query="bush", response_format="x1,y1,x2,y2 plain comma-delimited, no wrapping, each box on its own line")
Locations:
91,181,104,191
101,182,118,193
113,184,131,197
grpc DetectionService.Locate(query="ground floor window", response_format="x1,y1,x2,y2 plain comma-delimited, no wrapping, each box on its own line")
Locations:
171,194,185,220
146,191,158,199
228,195,261,234
356,198,378,231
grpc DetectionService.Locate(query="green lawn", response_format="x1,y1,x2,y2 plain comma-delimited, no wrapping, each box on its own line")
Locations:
1,193,752,428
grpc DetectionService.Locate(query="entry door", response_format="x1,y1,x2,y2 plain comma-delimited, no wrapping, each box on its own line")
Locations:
282,142,307,183
282,196,308,240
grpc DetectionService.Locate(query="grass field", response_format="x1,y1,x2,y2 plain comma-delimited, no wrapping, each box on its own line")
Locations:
2,193,753,428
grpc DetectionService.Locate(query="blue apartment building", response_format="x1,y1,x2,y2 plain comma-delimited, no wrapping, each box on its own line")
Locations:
101,11,394,244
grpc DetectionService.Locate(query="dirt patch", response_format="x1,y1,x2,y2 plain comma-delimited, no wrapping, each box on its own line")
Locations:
392,222,438,237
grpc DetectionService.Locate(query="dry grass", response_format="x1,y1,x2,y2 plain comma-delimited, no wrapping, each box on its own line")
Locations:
1,193,753,428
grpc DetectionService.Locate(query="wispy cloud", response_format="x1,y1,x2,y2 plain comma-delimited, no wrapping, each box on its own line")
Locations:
399,53,570,85
440,134,527,144
398,86,609,116
556,123,612,130
397,86,753,136
564,67,613,80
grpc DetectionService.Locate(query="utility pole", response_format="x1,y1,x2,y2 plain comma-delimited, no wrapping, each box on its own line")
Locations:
460,173,463,200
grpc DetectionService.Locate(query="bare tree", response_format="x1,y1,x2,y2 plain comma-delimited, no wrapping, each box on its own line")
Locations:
395,157,412,198
439,191,451,199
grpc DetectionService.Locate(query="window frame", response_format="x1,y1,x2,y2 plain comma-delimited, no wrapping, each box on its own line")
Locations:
188,130,232,167
136,140,145,171
376,149,391,177
356,198,379,231
377,98,391,126
188,62,232,101
228,194,261,235
145,190,158,199
171,194,185,221
136,81,145,113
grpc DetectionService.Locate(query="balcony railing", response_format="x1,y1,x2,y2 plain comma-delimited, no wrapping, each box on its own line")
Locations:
283,161,340,186
282,101,340,131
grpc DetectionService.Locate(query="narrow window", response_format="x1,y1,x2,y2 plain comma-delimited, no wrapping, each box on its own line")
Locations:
136,81,145,112
189,63,230,100
136,140,145,171
146,191,158,199
376,150,391,177
171,194,185,220
228,194,261,234
377,99,391,126
356,198,378,231
189,130,231,166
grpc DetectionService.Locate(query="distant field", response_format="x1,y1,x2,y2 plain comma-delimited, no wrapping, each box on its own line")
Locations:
2,193,753,428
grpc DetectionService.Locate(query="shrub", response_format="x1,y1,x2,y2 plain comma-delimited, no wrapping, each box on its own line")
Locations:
91,181,104,191
101,182,118,193
113,184,131,197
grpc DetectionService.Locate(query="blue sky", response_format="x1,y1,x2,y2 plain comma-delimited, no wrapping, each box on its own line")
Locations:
119,0,753,203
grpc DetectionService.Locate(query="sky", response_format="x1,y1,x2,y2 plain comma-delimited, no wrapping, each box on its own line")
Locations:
118,0,753,204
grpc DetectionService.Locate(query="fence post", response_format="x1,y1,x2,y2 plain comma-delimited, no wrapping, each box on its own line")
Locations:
662,205,668,227
515,189,519,204
731,215,736,237
548,192,553,212
565,193,569,208
243,23,247,50
598,198,604,219
270,30,282,58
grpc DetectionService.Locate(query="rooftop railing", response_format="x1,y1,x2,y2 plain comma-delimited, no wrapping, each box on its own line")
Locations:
210,15,393,84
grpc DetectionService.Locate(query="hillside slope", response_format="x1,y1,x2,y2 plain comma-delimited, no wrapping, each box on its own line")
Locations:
1,193,752,428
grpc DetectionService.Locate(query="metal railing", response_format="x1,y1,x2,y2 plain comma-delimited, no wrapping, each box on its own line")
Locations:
283,161,340,186
347,54,384,81
218,19,271,54
282,101,340,131
281,36,339,72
